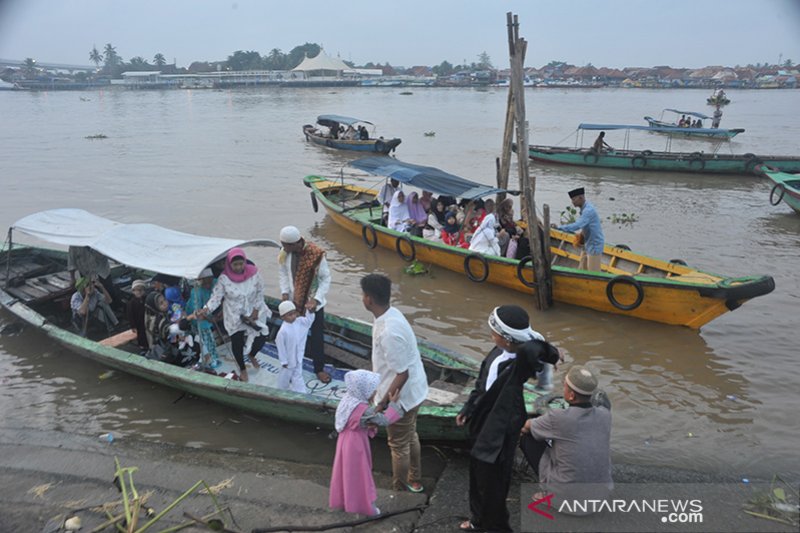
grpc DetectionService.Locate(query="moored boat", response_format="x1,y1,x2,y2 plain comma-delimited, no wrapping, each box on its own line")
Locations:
303,114,401,154
525,124,800,175
304,157,775,329
759,166,800,214
0,209,548,442
643,109,743,139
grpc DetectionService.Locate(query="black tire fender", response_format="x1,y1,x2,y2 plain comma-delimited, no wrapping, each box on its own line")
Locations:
464,253,489,282
395,234,415,261
606,275,644,311
310,192,319,213
583,152,599,164
642,150,654,156
325,139,333,148
745,157,764,173
689,156,705,170
362,225,378,249
669,259,688,266
375,140,386,153
615,243,631,251
770,184,786,206
631,156,647,168
516,256,538,288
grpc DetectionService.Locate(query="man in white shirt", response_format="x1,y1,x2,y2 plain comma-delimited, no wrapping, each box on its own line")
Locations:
278,225,332,383
376,178,401,226
361,273,429,493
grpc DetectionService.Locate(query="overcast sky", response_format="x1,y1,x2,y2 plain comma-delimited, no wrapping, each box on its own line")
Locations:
1,0,799,69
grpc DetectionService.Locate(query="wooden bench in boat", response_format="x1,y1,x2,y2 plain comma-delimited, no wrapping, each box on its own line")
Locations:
99,328,137,348
2,270,75,305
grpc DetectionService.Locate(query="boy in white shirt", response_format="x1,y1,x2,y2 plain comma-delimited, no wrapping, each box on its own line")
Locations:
276,301,315,393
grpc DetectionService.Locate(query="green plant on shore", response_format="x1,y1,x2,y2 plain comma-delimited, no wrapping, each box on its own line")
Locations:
560,205,577,224
742,474,799,527
607,212,638,227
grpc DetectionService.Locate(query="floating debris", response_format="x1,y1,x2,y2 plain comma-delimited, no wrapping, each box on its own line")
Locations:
64,516,82,531
399,91,413,95
27,482,56,499
404,260,429,276
85,134,108,140
98,370,115,380
424,131,436,137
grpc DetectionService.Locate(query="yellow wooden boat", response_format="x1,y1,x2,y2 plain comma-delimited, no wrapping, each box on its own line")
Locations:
304,157,775,329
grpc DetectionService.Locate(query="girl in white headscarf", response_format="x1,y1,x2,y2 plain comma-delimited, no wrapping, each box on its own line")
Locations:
468,199,502,256
387,190,412,232
329,370,404,516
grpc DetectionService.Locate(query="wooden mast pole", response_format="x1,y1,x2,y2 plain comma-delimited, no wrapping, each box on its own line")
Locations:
507,12,552,310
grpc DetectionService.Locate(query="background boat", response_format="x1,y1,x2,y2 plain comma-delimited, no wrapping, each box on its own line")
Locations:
759,166,800,214
303,114,401,154
643,108,743,139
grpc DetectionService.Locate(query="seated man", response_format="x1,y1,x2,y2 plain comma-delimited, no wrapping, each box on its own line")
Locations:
71,276,119,336
519,365,613,506
591,131,612,153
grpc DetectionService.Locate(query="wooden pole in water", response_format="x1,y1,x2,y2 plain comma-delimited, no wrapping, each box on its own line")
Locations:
507,12,552,310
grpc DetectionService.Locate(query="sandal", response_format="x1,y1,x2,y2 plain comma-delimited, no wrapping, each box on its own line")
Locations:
405,482,424,493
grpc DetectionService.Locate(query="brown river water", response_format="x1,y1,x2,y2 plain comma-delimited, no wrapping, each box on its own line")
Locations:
0,87,798,479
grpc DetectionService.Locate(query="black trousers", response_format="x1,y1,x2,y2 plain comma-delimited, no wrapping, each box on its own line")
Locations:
305,306,327,373
519,432,548,477
230,330,266,371
469,438,517,533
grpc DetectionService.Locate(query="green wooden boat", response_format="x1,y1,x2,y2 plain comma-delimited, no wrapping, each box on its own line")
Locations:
525,124,800,175
0,209,561,442
759,166,800,214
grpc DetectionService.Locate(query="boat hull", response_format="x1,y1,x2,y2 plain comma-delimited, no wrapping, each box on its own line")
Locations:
527,145,800,175
305,177,775,329
303,126,401,154
760,166,800,214
643,117,742,139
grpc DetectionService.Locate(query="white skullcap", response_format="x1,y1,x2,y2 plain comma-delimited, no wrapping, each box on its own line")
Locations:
280,226,302,244
278,300,297,317
199,267,214,279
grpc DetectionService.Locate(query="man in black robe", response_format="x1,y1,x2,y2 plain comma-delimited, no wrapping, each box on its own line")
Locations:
456,305,561,532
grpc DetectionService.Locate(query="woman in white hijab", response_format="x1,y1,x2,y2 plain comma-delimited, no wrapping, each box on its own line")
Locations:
468,199,502,256
387,190,412,232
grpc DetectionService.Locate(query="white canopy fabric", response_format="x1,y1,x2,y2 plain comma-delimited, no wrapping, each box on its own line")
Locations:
12,209,280,279
292,50,350,72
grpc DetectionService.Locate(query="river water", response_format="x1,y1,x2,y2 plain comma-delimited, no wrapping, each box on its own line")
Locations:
1,87,798,479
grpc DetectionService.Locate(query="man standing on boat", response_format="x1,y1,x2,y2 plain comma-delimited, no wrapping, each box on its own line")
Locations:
278,225,332,384
376,178,401,226
360,273,428,494
556,188,605,272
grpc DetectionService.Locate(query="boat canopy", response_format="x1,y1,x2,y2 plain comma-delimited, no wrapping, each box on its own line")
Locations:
578,123,733,134
317,115,372,127
350,156,514,200
664,109,711,120
11,209,279,279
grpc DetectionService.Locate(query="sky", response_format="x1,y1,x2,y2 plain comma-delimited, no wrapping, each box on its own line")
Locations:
1,0,799,69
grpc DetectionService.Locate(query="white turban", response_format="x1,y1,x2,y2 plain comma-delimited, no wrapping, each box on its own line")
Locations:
488,306,544,343
280,225,302,244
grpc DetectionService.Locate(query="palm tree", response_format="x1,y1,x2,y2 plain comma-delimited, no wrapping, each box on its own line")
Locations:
89,46,102,68
103,43,120,67
153,53,166,67
23,58,38,78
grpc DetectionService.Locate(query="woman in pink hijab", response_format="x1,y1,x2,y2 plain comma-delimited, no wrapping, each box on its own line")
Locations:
200,248,270,382
405,192,428,237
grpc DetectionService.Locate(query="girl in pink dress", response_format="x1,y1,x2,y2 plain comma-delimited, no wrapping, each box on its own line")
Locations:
329,370,403,516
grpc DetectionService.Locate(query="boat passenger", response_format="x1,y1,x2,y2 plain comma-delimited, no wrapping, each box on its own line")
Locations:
441,211,468,248
184,268,220,369
468,199,502,256
555,188,605,272
329,123,339,139
405,191,428,237
419,191,434,212
199,248,270,382
343,125,358,140
143,291,195,366
422,199,447,241
277,226,332,384
388,191,413,233
71,276,119,336
376,178,401,226
358,125,369,140
126,279,149,350
711,107,722,129
275,300,315,393
329,370,404,516
456,306,559,532
591,131,612,153
497,198,520,257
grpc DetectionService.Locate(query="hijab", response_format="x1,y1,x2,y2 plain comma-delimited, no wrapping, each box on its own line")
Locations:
222,247,258,283
432,199,447,225
406,192,428,224
388,190,411,231
443,212,461,234
335,369,381,432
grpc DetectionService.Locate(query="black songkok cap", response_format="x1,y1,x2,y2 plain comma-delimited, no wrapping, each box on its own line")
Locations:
495,305,530,330
568,187,585,199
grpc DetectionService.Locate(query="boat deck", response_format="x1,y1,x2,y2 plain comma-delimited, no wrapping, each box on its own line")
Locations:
0,252,75,304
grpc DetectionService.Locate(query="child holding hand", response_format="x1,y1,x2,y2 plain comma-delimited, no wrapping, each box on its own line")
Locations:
329,370,403,516
276,300,315,393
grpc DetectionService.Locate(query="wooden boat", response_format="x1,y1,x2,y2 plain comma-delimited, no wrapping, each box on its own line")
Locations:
302,114,401,154
1,209,559,442
525,124,800,175
759,166,800,214
707,91,730,106
643,109,744,139
305,157,775,329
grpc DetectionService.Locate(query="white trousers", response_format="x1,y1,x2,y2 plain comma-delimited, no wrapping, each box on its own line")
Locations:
278,365,306,393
